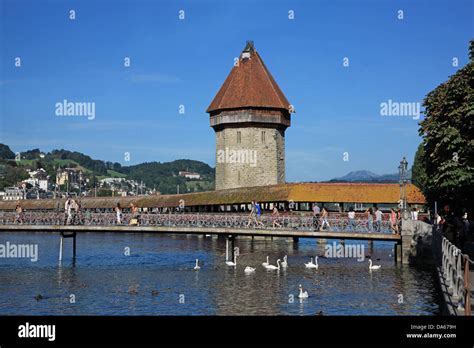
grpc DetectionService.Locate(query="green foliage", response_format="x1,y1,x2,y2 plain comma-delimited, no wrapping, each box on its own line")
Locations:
0,144,215,194
411,143,428,192
418,40,474,213
21,148,41,160
106,170,127,178
121,159,215,194
0,164,29,188
45,150,108,175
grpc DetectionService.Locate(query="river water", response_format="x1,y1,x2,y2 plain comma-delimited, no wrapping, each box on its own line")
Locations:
0,232,440,315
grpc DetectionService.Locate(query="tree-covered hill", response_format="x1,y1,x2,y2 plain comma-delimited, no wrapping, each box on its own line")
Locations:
0,144,215,194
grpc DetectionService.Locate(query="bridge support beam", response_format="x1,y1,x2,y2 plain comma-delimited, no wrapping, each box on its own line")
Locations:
368,240,374,251
225,236,229,261
395,242,402,263
59,234,63,261
225,235,235,262
231,237,235,261
59,232,77,262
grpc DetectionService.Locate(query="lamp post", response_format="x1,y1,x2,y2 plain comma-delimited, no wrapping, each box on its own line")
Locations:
398,157,408,211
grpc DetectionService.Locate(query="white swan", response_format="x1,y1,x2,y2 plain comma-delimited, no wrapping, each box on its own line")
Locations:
265,259,281,270
298,284,309,298
244,266,256,274
304,257,318,269
262,256,269,267
368,259,381,270
281,255,288,268
193,259,200,271
226,254,237,267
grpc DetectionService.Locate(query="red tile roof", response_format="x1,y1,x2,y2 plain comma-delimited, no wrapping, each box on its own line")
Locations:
207,42,291,113
0,183,425,210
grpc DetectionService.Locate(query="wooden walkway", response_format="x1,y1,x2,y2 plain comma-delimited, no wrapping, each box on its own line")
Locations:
0,224,401,241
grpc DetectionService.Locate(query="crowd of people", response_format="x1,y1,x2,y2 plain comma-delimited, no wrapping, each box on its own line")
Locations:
244,201,397,232
12,200,471,245
311,203,406,234
437,204,471,252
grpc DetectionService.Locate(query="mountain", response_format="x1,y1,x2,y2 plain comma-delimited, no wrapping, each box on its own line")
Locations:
329,170,412,183
334,170,380,182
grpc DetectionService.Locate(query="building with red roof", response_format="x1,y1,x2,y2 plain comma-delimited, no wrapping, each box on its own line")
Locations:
207,41,293,190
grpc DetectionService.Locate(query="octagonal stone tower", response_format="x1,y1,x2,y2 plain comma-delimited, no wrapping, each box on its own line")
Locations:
207,41,292,190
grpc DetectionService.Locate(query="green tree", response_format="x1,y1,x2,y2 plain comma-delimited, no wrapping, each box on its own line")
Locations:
0,144,15,160
418,40,474,213
411,143,428,192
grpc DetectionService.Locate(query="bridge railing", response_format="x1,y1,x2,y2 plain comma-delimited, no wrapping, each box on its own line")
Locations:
434,226,471,315
0,211,394,233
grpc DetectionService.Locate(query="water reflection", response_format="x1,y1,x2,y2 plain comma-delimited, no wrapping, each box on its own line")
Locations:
0,232,440,315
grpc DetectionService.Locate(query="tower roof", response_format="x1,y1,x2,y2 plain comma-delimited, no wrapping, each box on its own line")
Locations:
206,41,291,113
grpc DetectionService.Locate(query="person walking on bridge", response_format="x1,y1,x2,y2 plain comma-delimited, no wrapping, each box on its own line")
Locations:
374,207,383,232
247,200,256,227
68,199,78,225
312,203,321,231
65,198,73,225
272,204,282,228
115,203,122,225
347,207,356,231
14,203,23,224
255,202,264,227
365,207,374,232
130,203,140,226
390,208,398,234
320,207,330,231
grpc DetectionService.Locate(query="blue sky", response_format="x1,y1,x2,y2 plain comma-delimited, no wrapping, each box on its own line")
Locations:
0,0,473,181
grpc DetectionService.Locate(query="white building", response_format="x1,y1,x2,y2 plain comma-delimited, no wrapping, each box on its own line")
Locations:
25,168,49,191
178,171,201,179
3,187,23,200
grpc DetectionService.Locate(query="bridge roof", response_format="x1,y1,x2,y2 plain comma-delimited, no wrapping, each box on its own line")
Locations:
206,41,291,113
0,183,425,210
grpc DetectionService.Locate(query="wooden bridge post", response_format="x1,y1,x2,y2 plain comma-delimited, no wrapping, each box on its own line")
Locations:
59,233,64,262
395,242,402,263
73,232,77,258
225,236,229,262
231,236,235,261
59,232,77,262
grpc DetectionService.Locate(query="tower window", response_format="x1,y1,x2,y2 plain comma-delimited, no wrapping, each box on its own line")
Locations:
261,131,266,143
237,131,241,144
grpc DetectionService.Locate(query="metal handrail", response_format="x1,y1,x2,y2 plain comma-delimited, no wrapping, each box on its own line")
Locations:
0,211,394,233
437,227,471,315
